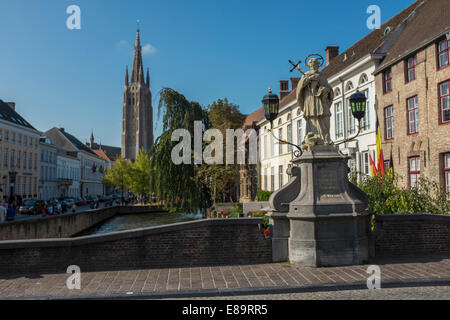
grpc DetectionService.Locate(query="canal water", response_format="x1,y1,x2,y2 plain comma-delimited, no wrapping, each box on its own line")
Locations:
83,211,204,235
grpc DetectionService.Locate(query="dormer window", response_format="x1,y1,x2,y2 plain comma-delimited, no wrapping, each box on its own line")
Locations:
384,27,392,35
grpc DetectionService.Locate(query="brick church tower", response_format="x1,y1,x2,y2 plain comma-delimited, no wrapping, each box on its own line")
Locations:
121,28,154,160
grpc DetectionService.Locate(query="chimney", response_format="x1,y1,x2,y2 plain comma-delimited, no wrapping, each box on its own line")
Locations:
5,102,15,111
290,78,301,91
279,80,289,101
325,46,339,66
60,128,65,132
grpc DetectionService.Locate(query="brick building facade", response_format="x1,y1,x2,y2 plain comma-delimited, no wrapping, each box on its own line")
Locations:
374,0,450,197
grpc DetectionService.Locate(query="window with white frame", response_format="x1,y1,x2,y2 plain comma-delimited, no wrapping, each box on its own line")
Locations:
278,128,283,155
279,165,283,189
361,89,370,130
348,98,356,135
287,124,292,152
407,96,419,134
362,151,370,176
271,167,275,191
439,80,450,124
409,157,421,190
335,102,343,139
263,135,268,159
264,168,267,190
444,153,450,201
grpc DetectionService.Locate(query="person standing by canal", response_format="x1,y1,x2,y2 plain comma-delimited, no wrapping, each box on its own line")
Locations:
0,202,6,223
71,202,77,213
6,195,17,221
61,201,67,214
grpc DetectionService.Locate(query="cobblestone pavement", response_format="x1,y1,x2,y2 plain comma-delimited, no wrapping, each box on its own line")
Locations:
0,256,449,299
175,286,450,300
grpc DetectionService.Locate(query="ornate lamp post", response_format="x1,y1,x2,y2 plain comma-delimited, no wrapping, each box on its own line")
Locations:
336,90,367,145
262,88,280,127
262,88,303,158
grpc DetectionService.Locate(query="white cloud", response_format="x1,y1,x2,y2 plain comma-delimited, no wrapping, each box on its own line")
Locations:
117,40,130,48
142,44,157,55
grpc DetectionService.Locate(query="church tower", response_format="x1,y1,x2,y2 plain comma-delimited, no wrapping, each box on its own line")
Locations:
121,28,154,160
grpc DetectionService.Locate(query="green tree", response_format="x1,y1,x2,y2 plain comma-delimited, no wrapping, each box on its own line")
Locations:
198,99,246,203
128,148,152,198
149,88,211,213
103,156,130,193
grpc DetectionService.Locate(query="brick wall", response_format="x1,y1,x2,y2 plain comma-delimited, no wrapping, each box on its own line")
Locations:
0,206,162,240
0,218,271,275
375,39,450,189
374,214,450,256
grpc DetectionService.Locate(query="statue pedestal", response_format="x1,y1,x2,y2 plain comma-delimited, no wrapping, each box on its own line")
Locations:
270,146,371,267
266,211,290,262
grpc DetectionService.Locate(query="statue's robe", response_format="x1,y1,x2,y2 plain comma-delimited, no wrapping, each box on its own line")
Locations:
296,71,334,144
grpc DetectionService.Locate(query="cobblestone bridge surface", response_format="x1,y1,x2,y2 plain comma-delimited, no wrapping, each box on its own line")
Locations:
0,255,449,299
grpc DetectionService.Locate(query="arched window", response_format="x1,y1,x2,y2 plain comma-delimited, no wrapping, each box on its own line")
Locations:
297,108,301,116
278,119,282,126
334,88,341,97
345,81,354,92
359,73,369,85
287,113,291,121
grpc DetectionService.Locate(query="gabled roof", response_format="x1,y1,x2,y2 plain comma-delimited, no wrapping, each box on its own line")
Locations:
321,0,423,79
59,129,97,155
243,107,265,129
97,145,121,160
46,127,97,156
0,99,36,130
92,149,111,161
375,0,450,74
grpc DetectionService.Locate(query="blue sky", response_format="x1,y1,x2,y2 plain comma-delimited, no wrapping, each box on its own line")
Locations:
0,0,415,147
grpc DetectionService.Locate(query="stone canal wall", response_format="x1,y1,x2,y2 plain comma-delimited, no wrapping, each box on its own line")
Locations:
374,214,450,256
0,206,162,241
0,218,271,275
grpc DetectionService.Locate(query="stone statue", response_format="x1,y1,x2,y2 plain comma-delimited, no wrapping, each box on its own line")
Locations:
296,57,334,150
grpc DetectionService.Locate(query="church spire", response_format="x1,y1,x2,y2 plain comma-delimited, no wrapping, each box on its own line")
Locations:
130,28,144,83
90,129,94,148
125,66,129,86
146,68,150,88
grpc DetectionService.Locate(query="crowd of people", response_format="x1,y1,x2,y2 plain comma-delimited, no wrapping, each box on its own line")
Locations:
0,194,24,223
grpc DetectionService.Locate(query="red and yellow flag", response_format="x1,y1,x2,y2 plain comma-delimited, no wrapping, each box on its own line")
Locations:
375,116,385,176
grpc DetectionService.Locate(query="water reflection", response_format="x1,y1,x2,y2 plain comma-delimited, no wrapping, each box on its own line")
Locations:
87,211,204,235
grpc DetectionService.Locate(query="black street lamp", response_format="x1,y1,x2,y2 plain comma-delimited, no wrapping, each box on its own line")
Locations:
262,88,303,157
336,90,368,145
262,88,280,127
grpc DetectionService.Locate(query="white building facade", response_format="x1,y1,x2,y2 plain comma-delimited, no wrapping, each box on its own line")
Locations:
327,54,379,182
57,152,80,199
39,137,58,200
79,150,106,198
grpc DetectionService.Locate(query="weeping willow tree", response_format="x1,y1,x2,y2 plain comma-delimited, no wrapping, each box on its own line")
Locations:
149,88,211,213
